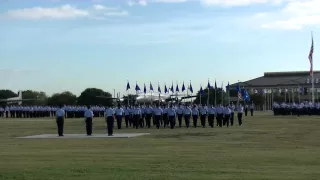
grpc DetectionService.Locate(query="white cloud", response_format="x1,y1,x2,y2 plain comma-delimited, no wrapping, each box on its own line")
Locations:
139,0,148,6
137,0,290,6
4,4,89,20
2,4,129,20
127,0,148,6
255,0,320,30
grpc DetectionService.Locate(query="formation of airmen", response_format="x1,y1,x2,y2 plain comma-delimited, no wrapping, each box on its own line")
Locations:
54,103,247,137
0,105,105,119
273,101,320,116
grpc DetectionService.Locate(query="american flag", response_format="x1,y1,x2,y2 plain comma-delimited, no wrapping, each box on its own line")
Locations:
309,34,314,76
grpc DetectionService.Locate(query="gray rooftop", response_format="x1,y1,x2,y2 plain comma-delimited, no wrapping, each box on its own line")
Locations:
230,71,320,88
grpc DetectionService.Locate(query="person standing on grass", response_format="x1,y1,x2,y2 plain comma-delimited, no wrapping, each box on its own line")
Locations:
237,103,244,126
183,104,192,128
250,102,255,116
176,104,184,128
199,104,207,128
84,105,94,136
191,104,199,128
167,104,176,129
124,105,131,128
145,104,153,128
223,105,231,127
207,105,215,128
230,102,235,126
153,104,163,129
216,104,223,128
55,105,65,137
115,104,124,130
105,106,115,136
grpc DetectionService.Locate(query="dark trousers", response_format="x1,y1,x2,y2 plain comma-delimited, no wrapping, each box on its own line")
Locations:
200,115,206,127
184,115,190,128
237,113,243,126
208,114,214,128
106,116,114,135
116,115,122,129
230,113,234,126
178,114,183,127
217,114,223,127
223,114,230,127
163,114,168,127
155,115,161,129
125,115,130,127
146,114,152,128
169,116,175,129
134,115,140,129
85,117,93,135
192,115,198,128
245,108,248,116
250,109,253,116
56,117,64,136
6,111,8,118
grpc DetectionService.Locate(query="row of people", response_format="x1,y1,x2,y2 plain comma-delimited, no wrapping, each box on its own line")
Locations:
273,102,320,116
55,103,246,136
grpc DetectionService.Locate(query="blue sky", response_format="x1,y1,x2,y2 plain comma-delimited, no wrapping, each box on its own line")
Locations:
0,0,319,96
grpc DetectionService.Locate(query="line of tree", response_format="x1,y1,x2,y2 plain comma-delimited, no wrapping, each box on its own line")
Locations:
0,88,113,106
0,88,268,106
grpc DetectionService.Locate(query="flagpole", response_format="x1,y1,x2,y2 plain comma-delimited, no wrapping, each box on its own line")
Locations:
221,81,223,105
215,79,217,106
200,85,202,105
127,79,129,106
237,80,240,105
310,31,315,103
207,79,210,106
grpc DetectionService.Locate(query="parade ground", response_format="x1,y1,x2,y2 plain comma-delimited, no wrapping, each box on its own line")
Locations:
1,112,320,180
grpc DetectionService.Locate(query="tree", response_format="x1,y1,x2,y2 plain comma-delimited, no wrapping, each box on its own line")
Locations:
0,89,18,106
193,88,228,105
47,91,77,106
122,94,138,105
22,90,48,105
77,88,112,106
249,93,265,106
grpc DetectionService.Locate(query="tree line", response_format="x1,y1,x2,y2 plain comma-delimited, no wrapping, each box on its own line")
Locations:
0,88,270,106
0,88,113,106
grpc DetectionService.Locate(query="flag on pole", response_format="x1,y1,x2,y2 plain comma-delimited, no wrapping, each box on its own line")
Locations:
200,86,204,95
176,84,179,92
158,83,161,93
170,82,174,93
135,82,140,92
309,33,314,76
182,82,186,92
207,80,211,89
226,82,230,91
144,83,146,94
164,84,168,93
236,82,242,99
214,80,217,89
126,81,130,91
189,81,193,93
150,82,153,91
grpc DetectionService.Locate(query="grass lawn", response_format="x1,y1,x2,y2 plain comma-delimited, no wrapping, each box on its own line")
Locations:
0,112,320,180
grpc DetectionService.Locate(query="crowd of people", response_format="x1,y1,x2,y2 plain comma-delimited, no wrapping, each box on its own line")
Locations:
273,101,320,116
0,103,254,137
54,103,250,137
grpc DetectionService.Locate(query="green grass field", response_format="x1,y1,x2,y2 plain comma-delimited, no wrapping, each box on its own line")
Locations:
1,113,320,180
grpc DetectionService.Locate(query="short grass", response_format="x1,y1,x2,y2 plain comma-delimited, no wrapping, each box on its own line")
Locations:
1,112,320,180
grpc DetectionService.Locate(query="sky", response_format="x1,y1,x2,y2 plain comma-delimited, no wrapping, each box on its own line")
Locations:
0,0,319,96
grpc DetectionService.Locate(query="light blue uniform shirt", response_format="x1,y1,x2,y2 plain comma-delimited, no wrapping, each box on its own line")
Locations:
84,109,94,118
105,108,115,117
56,109,65,117
167,108,176,116
153,108,163,116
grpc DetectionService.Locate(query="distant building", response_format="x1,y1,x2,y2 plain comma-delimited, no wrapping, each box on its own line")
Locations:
229,71,320,110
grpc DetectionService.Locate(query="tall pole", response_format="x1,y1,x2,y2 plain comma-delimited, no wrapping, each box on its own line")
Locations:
215,79,217,106
221,81,223,105
207,79,210,106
